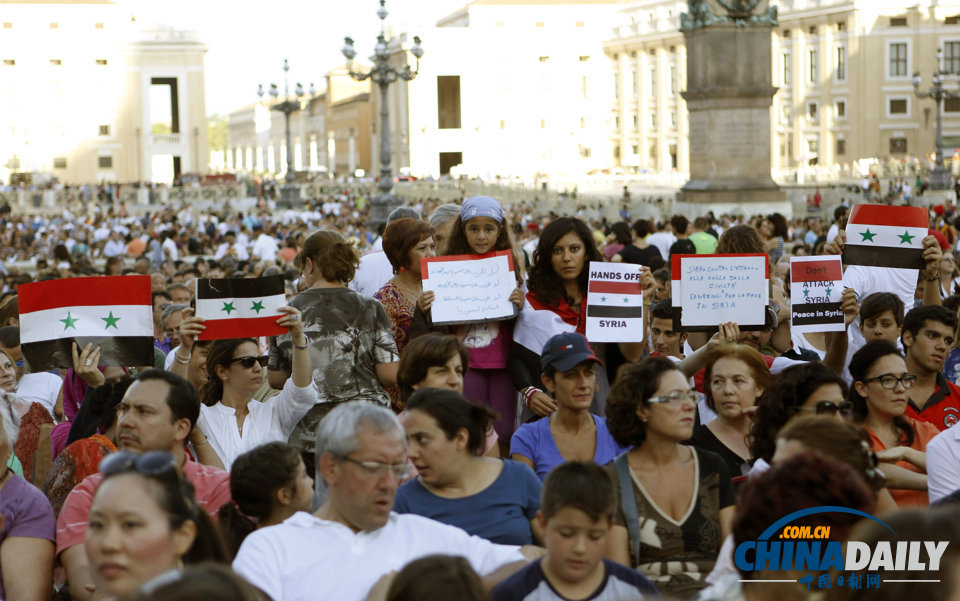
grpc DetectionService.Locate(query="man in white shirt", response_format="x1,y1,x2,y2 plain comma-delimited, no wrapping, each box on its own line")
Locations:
250,224,280,263
927,425,960,503
214,231,250,261
103,230,127,259
233,402,527,601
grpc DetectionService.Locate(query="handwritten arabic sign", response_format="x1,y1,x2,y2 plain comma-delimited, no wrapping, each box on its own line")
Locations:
790,255,844,333
675,254,768,331
421,250,517,325
585,262,644,343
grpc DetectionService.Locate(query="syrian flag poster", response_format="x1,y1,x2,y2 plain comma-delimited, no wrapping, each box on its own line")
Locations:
790,255,845,333
18,275,154,371
843,204,927,269
584,262,644,343
196,275,286,340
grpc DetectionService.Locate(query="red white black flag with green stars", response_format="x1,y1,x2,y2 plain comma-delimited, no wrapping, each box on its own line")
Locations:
195,275,286,340
18,275,154,370
843,204,927,269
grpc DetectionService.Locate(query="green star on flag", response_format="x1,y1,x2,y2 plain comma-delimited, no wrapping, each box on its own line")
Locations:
803,288,810,298
859,229,877,242
623,297,629,303
221,301,236,315
101,311,121,329
251,300,264,314
897,230,916,245
60,312,79,330
825,287,833,296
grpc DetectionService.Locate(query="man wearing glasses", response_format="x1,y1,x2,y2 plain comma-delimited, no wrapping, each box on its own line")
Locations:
233,401,529,601
57,369,230,601
900,305,960,431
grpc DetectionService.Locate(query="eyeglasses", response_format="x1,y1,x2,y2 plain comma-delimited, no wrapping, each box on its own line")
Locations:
230,355,268,369
863,373,917,390
647,390,698,405
340,456,410,480
799,400,854,417
99,450,178,482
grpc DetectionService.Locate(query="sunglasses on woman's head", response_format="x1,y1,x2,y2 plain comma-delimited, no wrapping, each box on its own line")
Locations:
230,355,268,369
799,400,854,417
99,450,178,480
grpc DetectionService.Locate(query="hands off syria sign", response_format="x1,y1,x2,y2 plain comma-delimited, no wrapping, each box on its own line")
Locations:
790,256,844,333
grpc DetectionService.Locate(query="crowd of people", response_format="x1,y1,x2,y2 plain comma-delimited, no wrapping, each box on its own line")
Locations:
0,190,959,601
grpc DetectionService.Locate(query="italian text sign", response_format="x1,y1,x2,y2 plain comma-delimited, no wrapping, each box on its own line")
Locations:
679,254,768,330
790,256,844,333
585,262,644,342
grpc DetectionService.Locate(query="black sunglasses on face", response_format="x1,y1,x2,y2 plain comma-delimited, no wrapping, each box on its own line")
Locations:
230,355,268,369
799,400,854,417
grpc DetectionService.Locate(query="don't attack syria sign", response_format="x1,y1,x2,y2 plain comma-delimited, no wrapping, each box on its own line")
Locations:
735,506,949,591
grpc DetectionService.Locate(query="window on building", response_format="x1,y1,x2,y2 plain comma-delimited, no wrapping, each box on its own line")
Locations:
614,115,620,129
946,98,960,112
632,114,639,130
538,56,549,63
889,43,908,76
807,139,819,165
535,21,544,27
95,59,108,66
579,55,589,62
649,141,658,163
2,59,14,66
2,22,11,29
890,137,907,153
98,125,110,136
649,67,656,98
837,139,846,155
49,22,58,29
579,146,592,158
807,101,818,120
782,51,791,85
50,59,62,66
500,120,506,129
947,15,960,25
835,45,846,80
945,42,960,74
630,69,638,100
890,17,908,27
781,104,791,123
669,65,677,94
650,110,657,128
808,25,817,35
437,75,462,129
836,100,846,118
98,156,112,169
782,29,791,38
579,117,587,128
53,157,67,168
808,49,818,84
889,98,908,114
95,22,104,29
614,145,620,159
575,21,585,27
670,111,677,128
837,21,846,31
614,74,619,100
631,144,639,155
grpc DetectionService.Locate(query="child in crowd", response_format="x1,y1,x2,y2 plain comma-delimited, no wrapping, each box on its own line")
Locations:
491,461,657,601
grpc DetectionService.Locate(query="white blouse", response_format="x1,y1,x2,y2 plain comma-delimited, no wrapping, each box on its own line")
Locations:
199,378,319,470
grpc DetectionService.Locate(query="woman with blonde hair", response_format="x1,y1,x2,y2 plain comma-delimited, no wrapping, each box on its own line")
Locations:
267,230,400,463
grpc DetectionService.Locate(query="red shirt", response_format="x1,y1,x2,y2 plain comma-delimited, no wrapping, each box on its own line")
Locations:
906,372,960,431
55,454,230,555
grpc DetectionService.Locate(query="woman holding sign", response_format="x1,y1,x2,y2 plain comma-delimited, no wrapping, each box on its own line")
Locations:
414,197,525,450
510,217,649,419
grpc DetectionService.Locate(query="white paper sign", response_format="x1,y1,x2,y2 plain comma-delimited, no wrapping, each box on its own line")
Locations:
422,252,516,325
584,262,644,343
790,255,845,333
680,255,768,329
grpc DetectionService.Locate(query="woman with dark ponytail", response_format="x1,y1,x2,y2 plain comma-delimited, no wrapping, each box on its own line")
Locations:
848,339,939,506
217,442,314,558
394,388,543,545
266,230,401,466
188,301,316,470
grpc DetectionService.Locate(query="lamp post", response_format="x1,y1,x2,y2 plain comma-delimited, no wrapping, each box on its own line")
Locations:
913,48,960,191
258,59,314,207
342,0,423,227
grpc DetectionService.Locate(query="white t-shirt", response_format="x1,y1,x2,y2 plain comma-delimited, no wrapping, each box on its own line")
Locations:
927,425,960,503
251,233,279,263
233,511,525,601
198,378,318,470
349,251,394,298
17,372,63,418
647,232,676,259
161,237,178,261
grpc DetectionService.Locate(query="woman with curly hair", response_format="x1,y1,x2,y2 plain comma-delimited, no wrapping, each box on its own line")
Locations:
604,357,734,600
510,217,649,419
747,361,850,464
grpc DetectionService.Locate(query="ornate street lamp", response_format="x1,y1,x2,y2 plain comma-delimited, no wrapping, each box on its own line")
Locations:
913,47,960,190
342,0,423,227
258,59,314,207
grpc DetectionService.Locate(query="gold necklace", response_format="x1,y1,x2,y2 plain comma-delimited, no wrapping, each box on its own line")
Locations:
394,277,422,302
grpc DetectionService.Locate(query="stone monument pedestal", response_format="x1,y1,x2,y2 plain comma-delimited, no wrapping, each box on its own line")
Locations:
680,22,783,207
